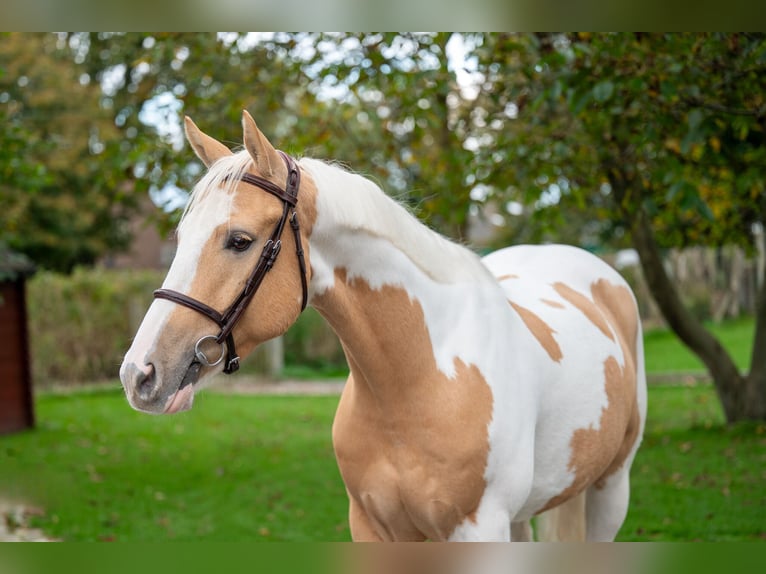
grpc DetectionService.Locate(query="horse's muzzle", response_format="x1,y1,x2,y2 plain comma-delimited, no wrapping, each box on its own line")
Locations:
120,360,196,414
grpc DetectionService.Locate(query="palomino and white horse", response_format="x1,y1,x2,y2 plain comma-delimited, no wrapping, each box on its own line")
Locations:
120,111,647,542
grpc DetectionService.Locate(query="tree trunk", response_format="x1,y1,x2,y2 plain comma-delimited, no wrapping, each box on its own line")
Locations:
264,336,284,379
630,208,765,422
744,237,766,419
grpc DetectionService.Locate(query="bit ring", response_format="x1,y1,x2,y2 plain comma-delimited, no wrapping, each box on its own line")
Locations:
194,335,226,367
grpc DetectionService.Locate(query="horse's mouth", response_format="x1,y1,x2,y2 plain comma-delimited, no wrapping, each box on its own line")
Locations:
164,383,195,414
163,361,202,414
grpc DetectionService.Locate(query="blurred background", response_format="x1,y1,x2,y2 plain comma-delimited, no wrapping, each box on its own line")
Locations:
2,33,764,407
1,33,765,541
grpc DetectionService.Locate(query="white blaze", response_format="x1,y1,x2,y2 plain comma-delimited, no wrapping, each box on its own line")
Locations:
121,181,233,374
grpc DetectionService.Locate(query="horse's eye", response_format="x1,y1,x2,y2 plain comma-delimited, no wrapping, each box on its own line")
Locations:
226,233,253,252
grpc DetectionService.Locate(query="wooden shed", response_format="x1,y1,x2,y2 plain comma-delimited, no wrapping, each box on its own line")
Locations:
0,246,35,435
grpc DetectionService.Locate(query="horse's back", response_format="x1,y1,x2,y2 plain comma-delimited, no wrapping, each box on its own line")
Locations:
481,244,646,520
481,244,640,369
483,244,630,295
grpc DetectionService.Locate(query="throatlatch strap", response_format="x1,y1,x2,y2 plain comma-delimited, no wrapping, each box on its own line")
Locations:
290,212,308,311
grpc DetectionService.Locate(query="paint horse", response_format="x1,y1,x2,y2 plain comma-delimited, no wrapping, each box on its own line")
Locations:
120,111,647,541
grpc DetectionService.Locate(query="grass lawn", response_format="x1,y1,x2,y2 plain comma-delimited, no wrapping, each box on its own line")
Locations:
642,316,754,374
1,390,349,541
1,383,764,541
620,385,766,541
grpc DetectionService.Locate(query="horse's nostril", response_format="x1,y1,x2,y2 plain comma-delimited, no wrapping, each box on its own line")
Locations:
137,363,156,399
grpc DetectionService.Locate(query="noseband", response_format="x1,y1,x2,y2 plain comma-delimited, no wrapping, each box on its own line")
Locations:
154,152,308,375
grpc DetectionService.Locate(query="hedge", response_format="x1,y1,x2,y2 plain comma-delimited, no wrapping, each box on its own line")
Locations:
26,268,346,387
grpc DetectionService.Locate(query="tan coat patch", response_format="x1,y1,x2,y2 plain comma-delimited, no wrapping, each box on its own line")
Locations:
538,279,641,512
509,301,563,363
314,269,494,541
590,279,642,487
553,282,615,341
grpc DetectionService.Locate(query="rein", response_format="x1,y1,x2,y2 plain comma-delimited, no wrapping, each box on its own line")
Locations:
154,151,308,376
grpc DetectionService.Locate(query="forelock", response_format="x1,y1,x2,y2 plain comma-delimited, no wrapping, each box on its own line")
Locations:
179,150,253,231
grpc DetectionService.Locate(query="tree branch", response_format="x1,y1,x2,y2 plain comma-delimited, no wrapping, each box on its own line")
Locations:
682,96,766,119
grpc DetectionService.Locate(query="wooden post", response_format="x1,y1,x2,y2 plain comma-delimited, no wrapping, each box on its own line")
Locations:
264,336,284,378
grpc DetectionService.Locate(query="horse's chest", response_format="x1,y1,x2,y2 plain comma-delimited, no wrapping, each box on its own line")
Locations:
332,374,492,541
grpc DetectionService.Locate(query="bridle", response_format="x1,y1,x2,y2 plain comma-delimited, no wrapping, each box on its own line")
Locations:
154,151,308,376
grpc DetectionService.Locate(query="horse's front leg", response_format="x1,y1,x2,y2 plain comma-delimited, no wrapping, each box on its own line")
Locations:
447,503,512,541
449,446,536,542
348,497,384,542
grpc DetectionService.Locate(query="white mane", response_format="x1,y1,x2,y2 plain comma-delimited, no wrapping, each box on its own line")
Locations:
177,150,493,285
300,157,494,285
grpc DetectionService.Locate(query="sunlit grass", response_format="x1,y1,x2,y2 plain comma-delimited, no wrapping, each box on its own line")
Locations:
1,389,349,541
619,385,766,541
643,317,754,374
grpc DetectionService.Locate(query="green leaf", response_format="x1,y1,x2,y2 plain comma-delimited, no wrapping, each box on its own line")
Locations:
571,89,592,114
695,196,715,222
666,181,686,201
550,79,562,100
660,81,677,99
592,80,614,103
687,109,704,130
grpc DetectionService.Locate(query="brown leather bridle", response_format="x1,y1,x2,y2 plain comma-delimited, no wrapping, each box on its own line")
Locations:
154,152,308,376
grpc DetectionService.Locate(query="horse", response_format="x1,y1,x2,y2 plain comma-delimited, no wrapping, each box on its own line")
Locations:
120,111,647,542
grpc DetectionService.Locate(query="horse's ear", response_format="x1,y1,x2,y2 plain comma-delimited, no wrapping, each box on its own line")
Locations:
184,116,232,168
242,110,282,177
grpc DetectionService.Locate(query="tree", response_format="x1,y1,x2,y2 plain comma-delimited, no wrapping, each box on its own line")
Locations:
475,33,766,422
73,32,485,240
0,33,150,271
2,33,304,267
255,33,481,239
69,33,327,230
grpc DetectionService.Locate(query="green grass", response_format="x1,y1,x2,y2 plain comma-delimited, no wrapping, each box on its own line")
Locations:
643,316,754,374
2,383,764,541
619,385,766,541
1,389,349,541
279,363,349,381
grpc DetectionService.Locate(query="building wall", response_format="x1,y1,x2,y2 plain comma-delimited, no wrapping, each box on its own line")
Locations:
102,196,176,270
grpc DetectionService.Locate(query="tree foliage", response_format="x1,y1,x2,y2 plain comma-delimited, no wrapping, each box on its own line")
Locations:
73,33,483,238
471,33,766,251
0,33,154,271
270,33,480,239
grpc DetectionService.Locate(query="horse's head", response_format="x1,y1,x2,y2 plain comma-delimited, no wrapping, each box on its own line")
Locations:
120,111,315,414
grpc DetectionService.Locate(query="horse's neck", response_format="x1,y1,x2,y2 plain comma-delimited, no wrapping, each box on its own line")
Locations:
304,160,508,393
310,228,505,396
